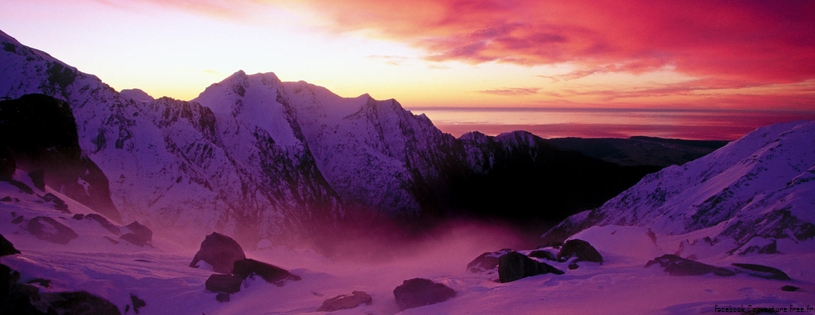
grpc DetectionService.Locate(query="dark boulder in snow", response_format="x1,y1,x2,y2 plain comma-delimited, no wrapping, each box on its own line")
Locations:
782,285,801,292
119,221,152,247
731,263,791,280
0,233,20,256
498,251,564,283
27,216,78,245
232,258,301,286
466,249,512,273
130,293,146,314
393,278,456,310
216,293,230,302
317,291,372,312
558,239,603,263
205,274,243,294
645,254,735,277
42,291,122,315
190,232,246,274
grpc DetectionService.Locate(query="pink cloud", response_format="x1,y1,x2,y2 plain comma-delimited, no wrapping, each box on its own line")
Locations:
297,0,815,86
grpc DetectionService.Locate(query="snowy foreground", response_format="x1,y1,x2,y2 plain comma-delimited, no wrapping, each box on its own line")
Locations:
2,172,814,315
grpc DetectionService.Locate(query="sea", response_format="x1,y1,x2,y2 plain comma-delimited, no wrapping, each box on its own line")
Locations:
407,107,815,140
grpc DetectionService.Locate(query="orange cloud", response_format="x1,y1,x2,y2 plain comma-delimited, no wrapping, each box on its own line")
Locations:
479,87,539,96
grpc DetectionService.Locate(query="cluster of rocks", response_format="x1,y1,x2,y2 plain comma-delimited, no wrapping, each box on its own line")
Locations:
645,254,792,280
191,233,302,303
2,178,152,248
192,232,459,312
0,234,134,315
467,239,603,283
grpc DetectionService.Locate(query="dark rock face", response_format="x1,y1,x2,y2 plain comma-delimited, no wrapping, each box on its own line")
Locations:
232,258,301,286
27,216,79,245
85,214,121,235
43,291,122,315
28,169,45,191
393,278,456,310
645,254,735,277
498,251,564,283
558,239,603,263
119,221,152,247
0,233,20,256
0,94,122,223
781,285,801,292
1,276,120,315
731,263,791,280
205,274,243,294
190,232,246,274
317,291,372,312
42,193,69,212
466,249,512,273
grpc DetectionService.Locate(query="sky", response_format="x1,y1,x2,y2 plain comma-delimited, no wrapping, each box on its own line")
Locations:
1,0,814,139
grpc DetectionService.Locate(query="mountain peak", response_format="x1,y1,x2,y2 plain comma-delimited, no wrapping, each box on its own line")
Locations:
119,88,154,103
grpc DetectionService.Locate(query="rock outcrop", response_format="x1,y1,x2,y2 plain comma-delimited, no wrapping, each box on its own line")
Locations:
645,254,735,277
27,216,79,245
190,233,245,274
557,239,603,264
498,251,564,283
317,291,372,312
232,258,301,286
393,278,456,310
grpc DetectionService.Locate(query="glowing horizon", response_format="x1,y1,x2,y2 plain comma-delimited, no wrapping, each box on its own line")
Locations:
1,0,814,134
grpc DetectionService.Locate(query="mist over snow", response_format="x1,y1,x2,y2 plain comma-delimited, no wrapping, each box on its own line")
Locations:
1,28,815,314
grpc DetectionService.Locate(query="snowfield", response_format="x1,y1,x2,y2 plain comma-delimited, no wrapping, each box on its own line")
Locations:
2,167,814,314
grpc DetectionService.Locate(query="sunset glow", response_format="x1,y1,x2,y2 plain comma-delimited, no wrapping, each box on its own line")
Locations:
1,0,814,139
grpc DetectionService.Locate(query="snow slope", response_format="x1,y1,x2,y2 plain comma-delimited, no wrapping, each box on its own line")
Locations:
544,120,815,260
2,177,813,314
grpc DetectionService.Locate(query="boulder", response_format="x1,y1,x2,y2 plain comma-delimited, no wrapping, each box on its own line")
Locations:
216,293,231,302
119,221,152,247
498,251,564,283
232,258,301,286
190,232,246,274
731,263,791,280
558,239,603,263
0,233,20,256
205,274,243,294
393,278,456,310
317,291,372,312
645,254,735,277
27,216,78,245
781,285,801,292
130,294,146,314
466,249,512,273
42,291,122,315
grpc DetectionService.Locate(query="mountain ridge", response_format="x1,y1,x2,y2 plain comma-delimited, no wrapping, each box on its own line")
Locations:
1,29,662,245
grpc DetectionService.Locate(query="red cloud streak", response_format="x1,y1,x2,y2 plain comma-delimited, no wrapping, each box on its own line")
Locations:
301,0,815,85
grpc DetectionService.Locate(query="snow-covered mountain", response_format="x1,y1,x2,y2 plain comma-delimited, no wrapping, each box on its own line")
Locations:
0,29,653,245
543,120,815,258
1,30,341,245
